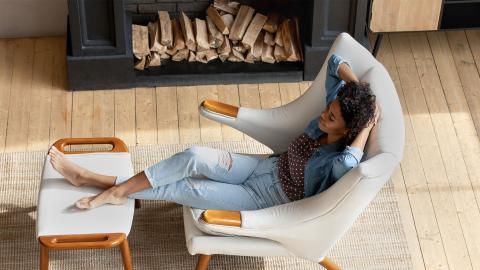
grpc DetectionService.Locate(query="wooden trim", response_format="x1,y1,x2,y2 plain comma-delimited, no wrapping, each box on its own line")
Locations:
201,210,241,227
201,99,239,118
52,137,129,154
38,233,126,250
319,257,341,270
195,254,212,270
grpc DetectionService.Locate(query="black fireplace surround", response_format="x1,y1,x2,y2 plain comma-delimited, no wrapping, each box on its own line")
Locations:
66,0,369,90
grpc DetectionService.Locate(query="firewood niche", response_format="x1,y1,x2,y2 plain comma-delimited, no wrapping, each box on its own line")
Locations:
132,0,303,70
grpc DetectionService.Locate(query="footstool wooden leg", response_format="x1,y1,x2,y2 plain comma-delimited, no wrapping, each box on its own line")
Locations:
40,244,49,270
195,254,212,270
119,239,132,270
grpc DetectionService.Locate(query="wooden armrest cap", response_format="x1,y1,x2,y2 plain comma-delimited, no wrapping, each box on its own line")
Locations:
201,210,242,227
201,99,239,118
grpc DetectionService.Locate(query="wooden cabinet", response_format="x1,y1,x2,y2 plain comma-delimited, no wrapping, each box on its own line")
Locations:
369,0,480,32
370,0,442,32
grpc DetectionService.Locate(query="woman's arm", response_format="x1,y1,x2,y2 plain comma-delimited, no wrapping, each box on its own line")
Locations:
338,62,359,83
350,105,380,152
349,125,373,152
331,108,379,180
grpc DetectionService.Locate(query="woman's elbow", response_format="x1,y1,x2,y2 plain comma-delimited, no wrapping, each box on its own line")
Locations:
332,157,359,179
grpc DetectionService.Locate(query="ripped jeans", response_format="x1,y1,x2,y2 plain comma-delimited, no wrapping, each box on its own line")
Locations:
115,146,290,211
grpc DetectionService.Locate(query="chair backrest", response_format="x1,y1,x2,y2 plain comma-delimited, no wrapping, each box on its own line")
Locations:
195,33,405,262
222,33,402,157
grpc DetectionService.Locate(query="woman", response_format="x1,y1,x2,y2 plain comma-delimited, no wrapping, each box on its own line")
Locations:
49,54,378,211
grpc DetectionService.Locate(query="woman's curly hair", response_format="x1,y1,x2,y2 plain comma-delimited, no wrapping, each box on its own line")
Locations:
337,82,377,145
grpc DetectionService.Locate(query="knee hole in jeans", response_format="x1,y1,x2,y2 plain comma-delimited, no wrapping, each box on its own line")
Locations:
218,151,233,171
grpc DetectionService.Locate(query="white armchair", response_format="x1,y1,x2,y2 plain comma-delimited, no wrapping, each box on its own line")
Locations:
183,32,405,270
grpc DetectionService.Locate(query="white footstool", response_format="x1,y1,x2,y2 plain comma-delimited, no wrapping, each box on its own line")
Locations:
36,138,135,270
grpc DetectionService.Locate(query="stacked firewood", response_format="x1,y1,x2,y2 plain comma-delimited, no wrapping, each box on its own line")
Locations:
132,0,303,70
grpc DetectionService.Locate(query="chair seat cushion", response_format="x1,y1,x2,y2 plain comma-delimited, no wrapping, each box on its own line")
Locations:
36,152,135,238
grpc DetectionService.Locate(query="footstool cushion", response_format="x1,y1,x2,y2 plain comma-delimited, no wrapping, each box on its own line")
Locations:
36,152,135,238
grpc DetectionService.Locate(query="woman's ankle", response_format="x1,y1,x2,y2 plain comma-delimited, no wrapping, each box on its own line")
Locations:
110,185,129,199
81,170,117,189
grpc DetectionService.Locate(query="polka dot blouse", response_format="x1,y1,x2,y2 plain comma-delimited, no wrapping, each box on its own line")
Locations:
277,133,322,201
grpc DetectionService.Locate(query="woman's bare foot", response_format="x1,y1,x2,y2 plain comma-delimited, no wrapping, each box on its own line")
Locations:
48,146,88,187
75,187,127,209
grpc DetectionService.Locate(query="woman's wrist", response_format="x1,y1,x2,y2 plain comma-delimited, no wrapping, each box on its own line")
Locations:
361,125,374,134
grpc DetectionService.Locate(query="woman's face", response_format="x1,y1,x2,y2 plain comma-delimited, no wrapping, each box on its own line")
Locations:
318,100,347,136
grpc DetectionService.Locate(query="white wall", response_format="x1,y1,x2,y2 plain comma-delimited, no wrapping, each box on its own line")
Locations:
0,0,68,38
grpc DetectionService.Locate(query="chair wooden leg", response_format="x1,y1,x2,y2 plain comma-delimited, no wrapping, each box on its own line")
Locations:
119,239,133,270
319,256,341,270
40,244,49,270
195,254,212,270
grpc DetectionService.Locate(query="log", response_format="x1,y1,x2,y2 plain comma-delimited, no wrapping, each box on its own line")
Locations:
134,56,146,70
274,28,283,47
166,47,177,56
263,13,280,33
251,31,264,58
207,5,229,35
132,24,149,59
149,52,162,67
219,54,228,62
231,49,245,61
241,13,267,49
147,21,166,53
281,19,300,62
218,36,231,55
172,48,189,61
227,55,243,62
214,0,240,15
171,19,185,51
145,54,151,68
245,51,256,63
206,16,224,48
274,44,287,62
217,37,231,62
221,14,234,32
160,53,170,60
188,51,196,62
261,43,275,64
280,19,293,58
232,44,247,54
179,12,196,51
158,11,172,47
196,57,208,63
194,18,210,51
229,5,255,41
205,49,219,62
195,51,208,63
264,31,275,46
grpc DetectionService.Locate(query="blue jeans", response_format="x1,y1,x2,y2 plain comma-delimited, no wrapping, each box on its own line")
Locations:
115,147,290,211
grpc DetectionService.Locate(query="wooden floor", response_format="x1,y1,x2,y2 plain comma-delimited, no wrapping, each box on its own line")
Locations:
1,30,480,269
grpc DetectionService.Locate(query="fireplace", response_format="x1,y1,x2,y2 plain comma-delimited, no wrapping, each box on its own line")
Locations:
66,0,369,90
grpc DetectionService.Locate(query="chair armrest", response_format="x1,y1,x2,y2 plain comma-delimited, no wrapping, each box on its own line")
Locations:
201,100,239,118
201,210,241,227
